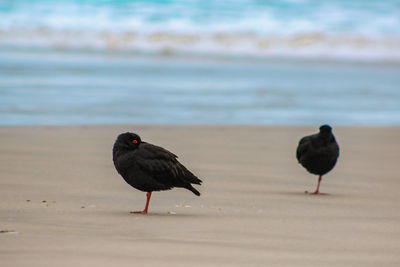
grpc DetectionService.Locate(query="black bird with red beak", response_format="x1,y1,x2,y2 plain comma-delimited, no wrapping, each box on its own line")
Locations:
296,125,339,194
113,132,202,214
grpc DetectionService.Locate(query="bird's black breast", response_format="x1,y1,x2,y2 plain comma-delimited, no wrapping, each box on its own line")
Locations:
296,134,339,175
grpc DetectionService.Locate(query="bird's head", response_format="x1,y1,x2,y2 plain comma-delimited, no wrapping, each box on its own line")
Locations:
319,124,332,133
318,124,333,138
114,132,142,150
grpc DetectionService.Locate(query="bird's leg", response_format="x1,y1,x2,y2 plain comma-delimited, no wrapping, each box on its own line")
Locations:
131,192,152,214
310,175,322,194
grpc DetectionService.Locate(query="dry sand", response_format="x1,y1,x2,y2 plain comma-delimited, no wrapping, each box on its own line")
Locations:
0,126,399,266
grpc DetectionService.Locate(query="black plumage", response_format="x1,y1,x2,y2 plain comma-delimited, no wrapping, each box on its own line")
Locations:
113,132,202,213
296,125,339,194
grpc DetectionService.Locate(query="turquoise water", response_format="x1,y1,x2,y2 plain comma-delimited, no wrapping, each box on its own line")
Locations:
1,1,400,126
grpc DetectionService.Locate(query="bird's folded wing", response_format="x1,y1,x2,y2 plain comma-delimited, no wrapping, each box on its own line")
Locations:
137,142,178,160
135,142,198,185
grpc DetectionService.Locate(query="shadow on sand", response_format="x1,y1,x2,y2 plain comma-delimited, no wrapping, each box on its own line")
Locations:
272,190,342,197
105,210,203,218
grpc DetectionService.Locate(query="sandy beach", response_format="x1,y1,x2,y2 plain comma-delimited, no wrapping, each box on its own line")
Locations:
0,125,399,266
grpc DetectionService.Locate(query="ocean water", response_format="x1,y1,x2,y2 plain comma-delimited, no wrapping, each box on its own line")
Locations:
0,0,400,126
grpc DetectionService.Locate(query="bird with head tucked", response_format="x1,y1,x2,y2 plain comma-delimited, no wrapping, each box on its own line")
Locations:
113,132,202,213
296,125,339,194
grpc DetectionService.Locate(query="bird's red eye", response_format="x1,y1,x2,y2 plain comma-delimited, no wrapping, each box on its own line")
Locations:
132,140,138,144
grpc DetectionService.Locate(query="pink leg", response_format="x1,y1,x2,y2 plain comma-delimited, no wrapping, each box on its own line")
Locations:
310,175,322,195
131,192,152,214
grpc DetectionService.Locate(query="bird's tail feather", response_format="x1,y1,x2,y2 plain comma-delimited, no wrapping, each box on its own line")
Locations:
191,176,202,185
185,184,201,196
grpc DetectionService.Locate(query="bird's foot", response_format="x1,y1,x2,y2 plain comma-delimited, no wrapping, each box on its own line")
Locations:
130,210,148,214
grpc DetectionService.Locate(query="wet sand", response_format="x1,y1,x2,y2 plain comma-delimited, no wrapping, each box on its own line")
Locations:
0,126,399,266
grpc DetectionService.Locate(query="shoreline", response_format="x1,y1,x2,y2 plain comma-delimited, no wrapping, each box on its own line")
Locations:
2,50,400,127
3,45,400,65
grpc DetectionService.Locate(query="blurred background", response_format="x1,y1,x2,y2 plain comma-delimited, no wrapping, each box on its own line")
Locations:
1,0,399,126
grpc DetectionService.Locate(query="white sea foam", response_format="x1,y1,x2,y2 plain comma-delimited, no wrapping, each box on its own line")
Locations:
1,29,399,62
0,0,399,61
